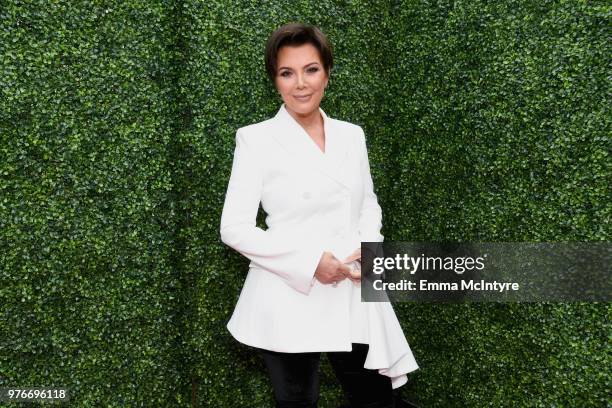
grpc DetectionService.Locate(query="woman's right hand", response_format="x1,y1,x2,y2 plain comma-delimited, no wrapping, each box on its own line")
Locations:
314,251,351,285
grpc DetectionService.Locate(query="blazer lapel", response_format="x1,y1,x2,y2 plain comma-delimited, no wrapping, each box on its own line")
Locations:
271,103,351,188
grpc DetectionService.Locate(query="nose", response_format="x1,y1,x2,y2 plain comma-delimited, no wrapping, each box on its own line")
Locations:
296,73,306,88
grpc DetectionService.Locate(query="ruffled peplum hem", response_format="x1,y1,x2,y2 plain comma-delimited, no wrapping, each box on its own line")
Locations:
362,301,420,389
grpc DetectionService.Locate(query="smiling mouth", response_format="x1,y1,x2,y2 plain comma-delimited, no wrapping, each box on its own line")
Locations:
294,94,312,101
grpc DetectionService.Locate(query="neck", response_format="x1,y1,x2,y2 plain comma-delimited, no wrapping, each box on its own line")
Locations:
285,105,322,129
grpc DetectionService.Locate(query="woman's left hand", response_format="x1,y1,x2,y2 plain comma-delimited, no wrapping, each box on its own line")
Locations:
342,248,361,283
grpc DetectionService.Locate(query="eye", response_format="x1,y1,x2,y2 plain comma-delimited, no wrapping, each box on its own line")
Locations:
308,67,319,73
280,71,291,77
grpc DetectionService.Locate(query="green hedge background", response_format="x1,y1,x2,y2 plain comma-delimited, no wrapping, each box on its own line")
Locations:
1,1,609,407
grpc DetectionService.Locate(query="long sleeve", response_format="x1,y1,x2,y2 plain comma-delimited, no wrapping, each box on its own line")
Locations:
357,127,384,243
220,129,325,295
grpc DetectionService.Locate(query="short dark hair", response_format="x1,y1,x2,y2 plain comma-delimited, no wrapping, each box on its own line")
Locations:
264,22,333,85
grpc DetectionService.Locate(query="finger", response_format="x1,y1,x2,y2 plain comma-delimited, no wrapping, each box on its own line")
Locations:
341,251,354,263
343,248,361,262
342,254,359,263
339,263,352,275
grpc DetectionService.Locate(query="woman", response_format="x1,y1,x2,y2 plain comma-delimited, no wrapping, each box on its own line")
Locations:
220,22,419,407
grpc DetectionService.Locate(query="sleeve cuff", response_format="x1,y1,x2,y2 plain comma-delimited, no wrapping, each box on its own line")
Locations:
289,246,325,295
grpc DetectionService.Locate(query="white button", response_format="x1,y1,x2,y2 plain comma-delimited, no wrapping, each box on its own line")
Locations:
303,192,312,199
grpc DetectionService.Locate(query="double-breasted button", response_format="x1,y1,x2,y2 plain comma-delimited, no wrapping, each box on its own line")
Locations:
302,192,312,200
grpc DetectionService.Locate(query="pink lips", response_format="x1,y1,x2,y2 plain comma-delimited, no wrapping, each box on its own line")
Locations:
294,94,312,101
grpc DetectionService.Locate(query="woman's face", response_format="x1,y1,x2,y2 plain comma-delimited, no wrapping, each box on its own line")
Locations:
274,43,329,118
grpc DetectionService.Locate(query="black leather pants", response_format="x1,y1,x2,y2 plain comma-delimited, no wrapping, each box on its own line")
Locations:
258,343,394,408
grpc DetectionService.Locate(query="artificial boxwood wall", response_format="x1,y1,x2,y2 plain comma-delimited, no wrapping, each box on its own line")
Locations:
1,0,609,407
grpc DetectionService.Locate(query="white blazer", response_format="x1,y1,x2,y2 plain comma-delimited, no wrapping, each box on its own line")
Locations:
220,103,419,388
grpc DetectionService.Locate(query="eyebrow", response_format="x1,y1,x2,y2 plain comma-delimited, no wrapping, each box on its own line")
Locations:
278,62,320,71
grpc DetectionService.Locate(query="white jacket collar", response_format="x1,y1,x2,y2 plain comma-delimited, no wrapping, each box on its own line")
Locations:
272,103,351,188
